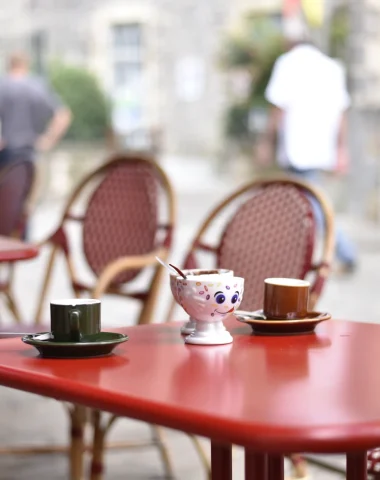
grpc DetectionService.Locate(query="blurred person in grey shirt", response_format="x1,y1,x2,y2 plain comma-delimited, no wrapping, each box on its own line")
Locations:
0,52,72,168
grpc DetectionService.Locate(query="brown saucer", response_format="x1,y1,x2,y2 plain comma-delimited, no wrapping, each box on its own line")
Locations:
235,310,331,335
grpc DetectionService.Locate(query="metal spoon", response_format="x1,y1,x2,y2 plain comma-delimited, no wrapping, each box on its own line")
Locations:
155,256,187,279
0,333,51,341
155,256,181,276
235,310,266,320
169,264,187,280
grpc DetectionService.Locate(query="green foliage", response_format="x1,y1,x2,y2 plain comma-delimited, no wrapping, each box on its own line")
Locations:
328,5,349,63
48,62,111,141
221,37,257,70
221,14,285,141
224,103,250,141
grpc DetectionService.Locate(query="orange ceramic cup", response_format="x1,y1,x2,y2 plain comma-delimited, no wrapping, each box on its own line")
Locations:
264,278,310,320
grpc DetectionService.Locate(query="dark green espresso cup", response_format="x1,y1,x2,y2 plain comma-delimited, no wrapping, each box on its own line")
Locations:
50,299,101,342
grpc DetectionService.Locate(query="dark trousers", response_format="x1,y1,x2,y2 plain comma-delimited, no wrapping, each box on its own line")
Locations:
284,166,357,264
0,146,35,170
0,147,35,241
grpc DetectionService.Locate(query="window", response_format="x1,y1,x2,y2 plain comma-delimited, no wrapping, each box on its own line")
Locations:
110,23,144,132
114,62,141,88
112,24,141,50
30,30,47,75
111,23,143,84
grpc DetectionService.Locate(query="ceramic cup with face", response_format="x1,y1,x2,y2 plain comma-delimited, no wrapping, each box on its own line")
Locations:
50,298,101,342
170,268,233,334
264,278,310,320
176,274,244,345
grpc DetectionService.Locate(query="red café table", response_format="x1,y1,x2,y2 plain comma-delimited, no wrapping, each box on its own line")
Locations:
0,235,39,262
0,316,379,479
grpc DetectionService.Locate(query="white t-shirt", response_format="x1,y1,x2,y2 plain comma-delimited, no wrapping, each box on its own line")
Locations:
265,44,350,171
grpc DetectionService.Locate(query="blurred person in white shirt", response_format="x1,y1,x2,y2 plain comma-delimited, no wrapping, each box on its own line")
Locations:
258,18,356,273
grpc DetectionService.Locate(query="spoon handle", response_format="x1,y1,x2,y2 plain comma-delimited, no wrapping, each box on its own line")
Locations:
155,256,178,276
0,332,33,335
169,264,187,279
0,333,51,340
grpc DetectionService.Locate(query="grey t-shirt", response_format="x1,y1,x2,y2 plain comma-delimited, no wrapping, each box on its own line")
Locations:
0,75,61,150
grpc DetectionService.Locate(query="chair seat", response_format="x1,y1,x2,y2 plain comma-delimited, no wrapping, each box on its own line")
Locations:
368,448,380,474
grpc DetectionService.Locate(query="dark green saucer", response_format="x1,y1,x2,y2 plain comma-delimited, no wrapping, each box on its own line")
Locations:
22,332,129,359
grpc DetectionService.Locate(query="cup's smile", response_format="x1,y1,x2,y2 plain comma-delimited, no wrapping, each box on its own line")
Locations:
214,307,235,315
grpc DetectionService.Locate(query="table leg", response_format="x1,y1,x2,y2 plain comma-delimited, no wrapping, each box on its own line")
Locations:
268,455,284,480
245,450,267,479
211,442,232,480
346,452,367,480
70,405,86,480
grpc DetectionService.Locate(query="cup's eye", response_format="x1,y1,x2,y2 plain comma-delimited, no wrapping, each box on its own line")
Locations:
231,293,239,304
215,293,226,304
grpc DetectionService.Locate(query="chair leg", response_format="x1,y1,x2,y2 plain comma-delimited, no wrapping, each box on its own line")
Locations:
166,297,177,323
69,404,86,480
89,412,178,479
34,245,58,324
151,425,176,479
90,410,106,480
2,264,22,323
139,266,166,325
188,435,211,479
4,289,22,323
89,411,182,480
289,454,308,479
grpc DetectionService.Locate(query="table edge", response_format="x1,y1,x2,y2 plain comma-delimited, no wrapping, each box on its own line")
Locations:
1,363,380,453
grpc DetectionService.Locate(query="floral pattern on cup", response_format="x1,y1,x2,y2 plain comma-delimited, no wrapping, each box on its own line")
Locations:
169,268,233,305
176,275,244,323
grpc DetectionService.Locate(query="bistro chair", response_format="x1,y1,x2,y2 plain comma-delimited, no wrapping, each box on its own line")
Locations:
0,159,35,322
0,153,179,480
167,176,335,479
35,152,177,480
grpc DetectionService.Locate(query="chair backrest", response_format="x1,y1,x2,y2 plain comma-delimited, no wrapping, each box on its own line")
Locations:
182,178,334,312
0,160,35,237
59,153,175,286
82,157,160,283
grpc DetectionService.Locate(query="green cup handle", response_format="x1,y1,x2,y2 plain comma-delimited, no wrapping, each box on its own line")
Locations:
69,310,81,342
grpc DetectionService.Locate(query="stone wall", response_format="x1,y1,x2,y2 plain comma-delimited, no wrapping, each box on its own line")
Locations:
0,0,281,157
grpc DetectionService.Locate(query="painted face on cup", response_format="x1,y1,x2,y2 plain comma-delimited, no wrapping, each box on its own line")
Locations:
176,274,244,323
169,269,233,305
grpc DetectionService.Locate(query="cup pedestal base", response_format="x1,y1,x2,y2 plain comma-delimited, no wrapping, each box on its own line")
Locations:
180,318,196,335
184,320,232,345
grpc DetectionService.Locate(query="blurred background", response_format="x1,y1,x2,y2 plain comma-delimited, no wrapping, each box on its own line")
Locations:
0,1,369,190
0,0,376,212
1,0,380,324
0,1,379,477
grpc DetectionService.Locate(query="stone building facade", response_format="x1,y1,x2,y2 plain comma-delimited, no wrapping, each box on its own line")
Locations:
0,0,281,155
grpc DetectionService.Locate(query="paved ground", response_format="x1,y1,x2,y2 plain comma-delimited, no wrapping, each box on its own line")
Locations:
0,152,379,478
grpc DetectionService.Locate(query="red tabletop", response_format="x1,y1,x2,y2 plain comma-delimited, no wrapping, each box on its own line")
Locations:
0,317,380,459
0,235,39,262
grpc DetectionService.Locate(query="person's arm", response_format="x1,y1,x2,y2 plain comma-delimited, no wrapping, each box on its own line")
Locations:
335,110,349,174
35,106,72,152
256,54,289,166
256,105,283,165
264,105,283,144
334,63,351,174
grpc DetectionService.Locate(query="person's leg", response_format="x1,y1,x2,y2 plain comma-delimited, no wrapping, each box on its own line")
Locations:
285,167,325,233
7,148,35,241
335,228,357,269
284,167,357,270
0,148,11,171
